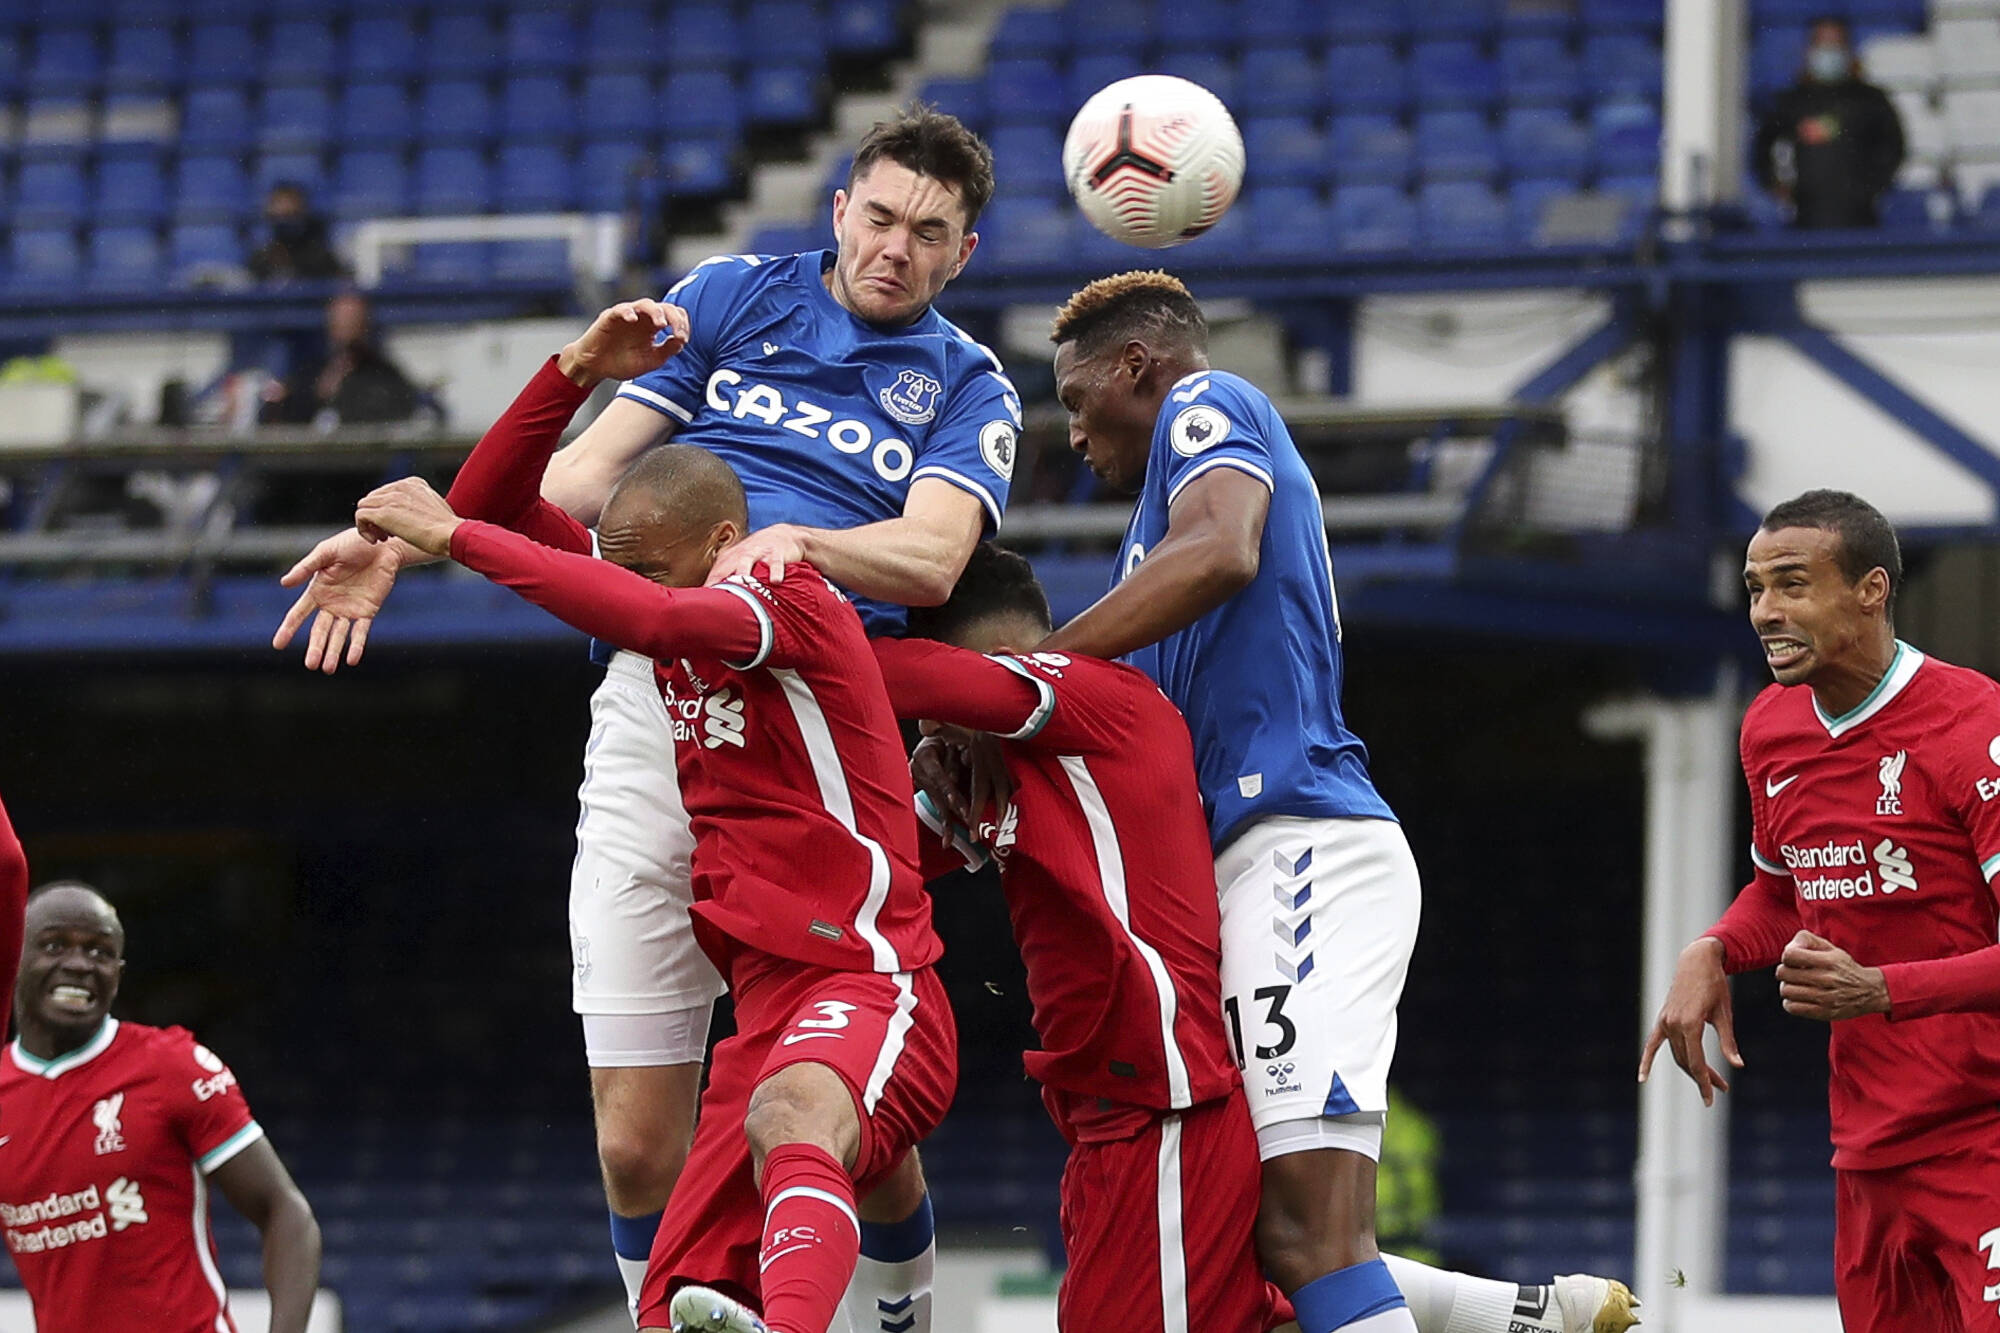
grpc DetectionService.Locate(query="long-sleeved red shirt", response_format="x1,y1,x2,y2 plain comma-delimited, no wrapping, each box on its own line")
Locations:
0,794,25,1036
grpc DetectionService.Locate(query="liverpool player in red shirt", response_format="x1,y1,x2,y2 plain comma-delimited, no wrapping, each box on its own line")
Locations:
1641,489,2000,1332
2,883,321,1333
351,308,956,1333
868,543,1288,1333
0,793,26,1036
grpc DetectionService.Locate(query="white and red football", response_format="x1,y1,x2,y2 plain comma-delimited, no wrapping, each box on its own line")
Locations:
1062,75,1245,250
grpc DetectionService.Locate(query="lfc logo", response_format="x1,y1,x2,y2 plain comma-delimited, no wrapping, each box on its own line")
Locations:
1877,751,1907,816
91,1093,126,1156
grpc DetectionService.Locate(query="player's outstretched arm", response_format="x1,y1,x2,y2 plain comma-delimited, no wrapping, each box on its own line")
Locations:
272,527,420,675
539,300,690,525
706,479,984,606
1040,467,1269,660
211,1139,321,1333
1638,937,1744,1108
0,792,27,1038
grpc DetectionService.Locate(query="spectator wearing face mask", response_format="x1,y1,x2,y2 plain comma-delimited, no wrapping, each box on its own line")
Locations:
248,182,346,282
1753,16,1906,229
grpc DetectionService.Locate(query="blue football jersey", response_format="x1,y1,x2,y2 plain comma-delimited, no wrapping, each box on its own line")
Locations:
1116,370,1396,848
615,250,1020,635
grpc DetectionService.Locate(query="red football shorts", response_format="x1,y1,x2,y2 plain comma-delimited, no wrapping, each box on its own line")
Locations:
1835,1139,2000,1333
1049,1089,1291,1333
637,955,957,1326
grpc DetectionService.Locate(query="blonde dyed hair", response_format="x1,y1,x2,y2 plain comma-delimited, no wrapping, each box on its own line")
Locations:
1050,270,1206,356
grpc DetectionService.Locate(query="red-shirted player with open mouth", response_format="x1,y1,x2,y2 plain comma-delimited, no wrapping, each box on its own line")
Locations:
1643,488,2000,1333
352,301,955,1333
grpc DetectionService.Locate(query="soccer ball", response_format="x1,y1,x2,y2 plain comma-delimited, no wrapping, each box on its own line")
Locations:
1062,75,1245,250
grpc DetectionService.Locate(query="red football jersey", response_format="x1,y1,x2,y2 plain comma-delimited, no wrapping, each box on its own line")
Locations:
874,639,1240,1136
0,1020,263,1333
451,520,939,976
0,794,25,1038
1708,643,2000,1169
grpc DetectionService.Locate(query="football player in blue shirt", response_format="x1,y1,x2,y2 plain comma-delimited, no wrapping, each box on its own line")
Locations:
1030,272,1637,1333
273,107,1015,1330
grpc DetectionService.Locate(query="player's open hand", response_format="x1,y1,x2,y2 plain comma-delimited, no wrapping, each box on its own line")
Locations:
706,524,810,588
1776,930,1890,1022
273,526,404,674
1639,936,1743,1107
356,477,463,558
557,299,691,387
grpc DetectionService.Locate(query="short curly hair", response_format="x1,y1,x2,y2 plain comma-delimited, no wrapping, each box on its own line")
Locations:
905,543,1051,644
850,103,995,227
1049,270,1207,358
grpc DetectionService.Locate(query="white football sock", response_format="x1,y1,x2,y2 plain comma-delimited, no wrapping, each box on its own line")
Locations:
616,1254,649,1324
1340,1308,1420,1332
841,1245,934,1333
1380,1254,1529,1333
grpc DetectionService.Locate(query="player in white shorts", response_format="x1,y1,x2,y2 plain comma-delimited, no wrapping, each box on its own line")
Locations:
274,107,1015,1326
1026,272,1637,1333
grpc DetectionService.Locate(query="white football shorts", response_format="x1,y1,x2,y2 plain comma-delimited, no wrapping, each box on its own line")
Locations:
570,651,724,1065
1215,815,1420,1155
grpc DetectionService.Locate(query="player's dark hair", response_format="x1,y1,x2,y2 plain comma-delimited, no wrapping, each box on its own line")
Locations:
1050,270,1209,360
907,543,1052,643
850,103,995,227
24,881,123,939
1761,489,1902,616
611,443,750,532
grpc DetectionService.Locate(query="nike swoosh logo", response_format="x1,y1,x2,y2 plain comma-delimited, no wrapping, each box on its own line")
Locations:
1767,774,1800,797
781,1032,842,1045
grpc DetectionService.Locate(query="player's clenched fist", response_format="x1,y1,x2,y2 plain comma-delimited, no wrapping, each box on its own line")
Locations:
356,477,464,557
557,298,691,386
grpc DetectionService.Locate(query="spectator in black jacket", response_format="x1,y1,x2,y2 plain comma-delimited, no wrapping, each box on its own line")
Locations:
261,291,423,427
1753,17,1906,229
249,183,346,282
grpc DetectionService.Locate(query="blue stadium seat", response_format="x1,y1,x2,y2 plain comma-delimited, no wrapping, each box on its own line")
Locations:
1849,0,1926,29
1499,0,1577,37
918,77,986,129
664,4,740,68
978,197,1074,269
424,12,502,76
501,76,578,142
1066,53,1144,115
1501,107,1591,179
1321,0,1408,42
661,136,736,197
1510,176,1576,242
418,81,495,146
1326,44,1410,115
748,221,829,256
833,0,906,57
95,153,168,223
1237,0,1333,45
1597,172,1658,237
1412,0,1499,38
333,149,410,218
659,72,742,138
1412,40,1500,109
1886,185,1944,229
1241,47,1326,118
415,148,492,215
263,21,337,85
1580,0,1663,30
583,6,662,71
497,144,575,212
1066,0,1152,55
15,159,89,224
1416,110,1501,181
339,83,415,147
990,8,1066,59
1331,114,1414,186
105,26,180,92
580,73,657,139
346,17,420,79
1243,117,1327,187
87,224,162,288
260,84,334,151
1331,184,1416,251
1248,186,1333,258
1500,37,1581,106
188,24,256,80
578,140,657,211
109,0,180,22
504,10,581,71
1592,97,1659,174
750,2,830,63
255,151,327,197
1750,25,1807,99
10,227,83,285
408,242,490,283
493,239,571,281
28,27,100,97
169,222,243,279
0,31,23,99
747,64,824,126
987,58,1067,124
987,124,1068,197
1154,51,1238,108
1419,181,1510,246
175,155,251,221
1152,2,1239,54
181,85,253,152
1583,33,1662,98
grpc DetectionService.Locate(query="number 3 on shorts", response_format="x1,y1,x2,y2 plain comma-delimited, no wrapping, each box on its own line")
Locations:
797,1001,856,1031
1980,1226,2000,1305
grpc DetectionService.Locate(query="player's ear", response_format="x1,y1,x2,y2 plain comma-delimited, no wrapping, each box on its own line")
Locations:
830,189,849,236
950,229,977,278
707,519,741,561
1859,565,1892,614
1121,339,1148,383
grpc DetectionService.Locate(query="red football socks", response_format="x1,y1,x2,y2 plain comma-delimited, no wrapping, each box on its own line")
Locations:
757,1143,861,1333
